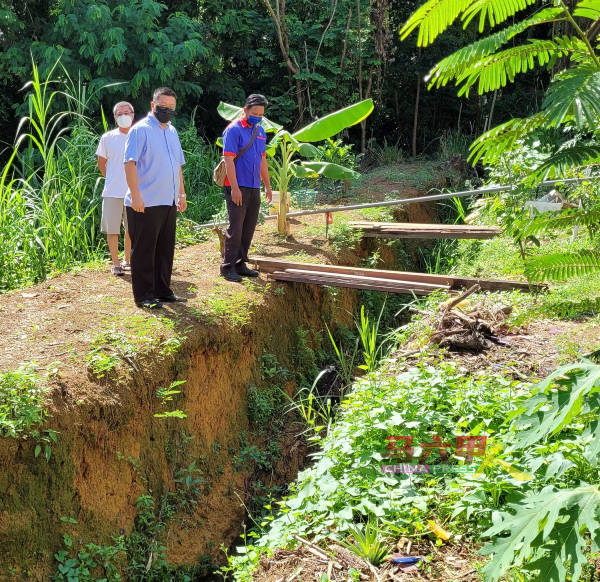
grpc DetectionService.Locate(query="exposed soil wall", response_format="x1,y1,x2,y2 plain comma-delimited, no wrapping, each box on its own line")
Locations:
0,282,355,581
0,193,441,581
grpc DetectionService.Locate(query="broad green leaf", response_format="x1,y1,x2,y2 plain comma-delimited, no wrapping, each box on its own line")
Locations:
297,161,360,180
298,143,321,158
269,130,300,148
292,100,374,143
216,102,282,132
509,363,600,448
290,164,318,179
480,486,600,582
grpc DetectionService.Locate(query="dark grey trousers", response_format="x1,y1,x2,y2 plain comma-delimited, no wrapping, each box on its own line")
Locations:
222,186,261,269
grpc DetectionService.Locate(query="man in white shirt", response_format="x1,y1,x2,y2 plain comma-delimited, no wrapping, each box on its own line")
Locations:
96,102,135,276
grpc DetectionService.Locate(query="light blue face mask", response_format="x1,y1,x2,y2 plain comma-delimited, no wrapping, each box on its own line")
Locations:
247,115,263,126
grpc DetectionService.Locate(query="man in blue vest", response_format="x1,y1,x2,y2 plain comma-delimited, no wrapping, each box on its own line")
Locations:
221,94,273,282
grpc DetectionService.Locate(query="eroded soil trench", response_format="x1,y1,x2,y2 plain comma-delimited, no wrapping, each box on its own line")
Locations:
0,194,441,581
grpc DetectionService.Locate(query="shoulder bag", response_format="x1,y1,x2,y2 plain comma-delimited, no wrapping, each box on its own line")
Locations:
213,124,260,187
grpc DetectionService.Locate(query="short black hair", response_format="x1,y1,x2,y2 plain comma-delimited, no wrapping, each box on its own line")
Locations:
153,87,177,101
245,94,268,109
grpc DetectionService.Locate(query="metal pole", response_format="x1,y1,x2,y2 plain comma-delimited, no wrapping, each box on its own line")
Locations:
196,178,588,229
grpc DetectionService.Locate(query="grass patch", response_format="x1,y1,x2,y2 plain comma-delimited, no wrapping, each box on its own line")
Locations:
555,319,600,363
86,316,180,377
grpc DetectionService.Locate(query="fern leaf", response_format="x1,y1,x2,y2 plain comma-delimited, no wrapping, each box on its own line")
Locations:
525,249,600,282
400,0,475,47
428,8,565,88
469,113,547,164
573,0,600,21
543,63,600,130
457,40,563,96
524,209,600,236
534,145,600,179
462,0,537,32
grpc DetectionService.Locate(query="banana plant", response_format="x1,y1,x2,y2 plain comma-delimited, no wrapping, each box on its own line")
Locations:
217,99,374,234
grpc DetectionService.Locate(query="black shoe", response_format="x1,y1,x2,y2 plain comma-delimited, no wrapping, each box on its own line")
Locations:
235,263,259,277
157,294,185,303
136,298,163,309
220,267,243,282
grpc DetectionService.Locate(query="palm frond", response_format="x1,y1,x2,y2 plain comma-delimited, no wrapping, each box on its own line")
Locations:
525,249,600,282
428,8,565,88
469,113,548,164
542,63,600,130
524,209,600,236
400,0,475,47
457,40,563,96
534,145,600,179
462,0,537,32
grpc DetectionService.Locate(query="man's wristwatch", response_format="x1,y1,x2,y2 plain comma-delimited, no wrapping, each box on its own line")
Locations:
180,193,186,198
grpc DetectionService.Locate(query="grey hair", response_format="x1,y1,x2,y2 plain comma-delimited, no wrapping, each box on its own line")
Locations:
113,101,134,116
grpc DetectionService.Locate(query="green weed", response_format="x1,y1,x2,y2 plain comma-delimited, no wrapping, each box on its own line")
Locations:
0,365,49,439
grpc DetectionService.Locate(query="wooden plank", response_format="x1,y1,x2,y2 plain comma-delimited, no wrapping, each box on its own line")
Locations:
250,257,542,293
250,258,454,286
268,272,441,295
284,269,448,291
359,231,497,240
349,222,499,240
349,221,499,232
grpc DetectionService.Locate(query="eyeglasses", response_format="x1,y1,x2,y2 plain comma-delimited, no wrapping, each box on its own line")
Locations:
156,105,176,112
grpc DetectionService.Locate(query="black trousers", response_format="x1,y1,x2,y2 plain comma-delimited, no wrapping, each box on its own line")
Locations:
222,186,261,269
126,204,177,302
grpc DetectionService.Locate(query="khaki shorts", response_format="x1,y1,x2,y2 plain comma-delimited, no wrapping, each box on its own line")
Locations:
101,197,128,235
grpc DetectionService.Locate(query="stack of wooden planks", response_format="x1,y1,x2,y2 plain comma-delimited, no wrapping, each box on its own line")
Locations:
250,257,543,294
349,221,500,239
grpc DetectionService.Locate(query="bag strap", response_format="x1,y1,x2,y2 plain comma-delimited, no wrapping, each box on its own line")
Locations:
233,123,260,162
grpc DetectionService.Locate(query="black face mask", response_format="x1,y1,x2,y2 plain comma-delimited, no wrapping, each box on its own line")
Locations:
154,106,175,123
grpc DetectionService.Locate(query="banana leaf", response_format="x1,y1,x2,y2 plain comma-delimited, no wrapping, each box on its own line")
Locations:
217,102,283,132
292,99,374,143
298,143,321,158
269,130,300,147
292,161,360,180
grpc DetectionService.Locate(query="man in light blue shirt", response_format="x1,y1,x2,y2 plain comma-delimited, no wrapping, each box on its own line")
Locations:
124,87,187,309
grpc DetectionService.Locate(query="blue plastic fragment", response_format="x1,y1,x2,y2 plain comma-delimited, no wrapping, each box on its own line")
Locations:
391,557,423,565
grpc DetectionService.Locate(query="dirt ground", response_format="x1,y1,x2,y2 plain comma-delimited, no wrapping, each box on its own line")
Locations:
0,211,362,390
253,538,482,582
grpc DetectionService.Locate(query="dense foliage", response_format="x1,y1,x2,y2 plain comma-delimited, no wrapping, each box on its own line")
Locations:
0,0,550,155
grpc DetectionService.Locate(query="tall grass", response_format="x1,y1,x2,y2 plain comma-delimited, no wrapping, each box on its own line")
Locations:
0,62,223,293
178,110,224,224
0,59,105,292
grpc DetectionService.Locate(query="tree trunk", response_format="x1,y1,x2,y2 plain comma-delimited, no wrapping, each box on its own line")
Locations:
361,65,374,154
412,48,422,158
333,8,352,105
262,0,303,124
487,89,498,132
